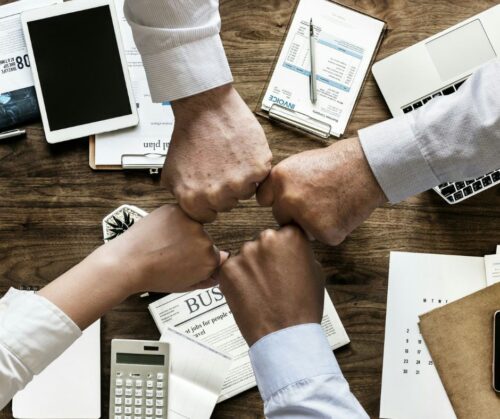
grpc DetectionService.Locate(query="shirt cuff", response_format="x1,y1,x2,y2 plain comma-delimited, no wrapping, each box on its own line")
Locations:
139,34,233,103
358,115,440,203
0,288,81,375
249,323,341,401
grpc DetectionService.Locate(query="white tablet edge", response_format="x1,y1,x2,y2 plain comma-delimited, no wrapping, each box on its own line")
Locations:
21,0,138,144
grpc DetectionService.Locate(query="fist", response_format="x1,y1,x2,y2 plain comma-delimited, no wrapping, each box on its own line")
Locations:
103,205,222,293
216,226,324,346
163,84,272,223
257,137,387,246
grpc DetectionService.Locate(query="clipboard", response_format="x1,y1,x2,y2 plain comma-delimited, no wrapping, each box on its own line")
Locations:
89,135,165,174
255,0,387,139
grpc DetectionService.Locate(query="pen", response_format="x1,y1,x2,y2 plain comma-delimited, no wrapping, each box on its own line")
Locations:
0,129,26,141
309,18,317,104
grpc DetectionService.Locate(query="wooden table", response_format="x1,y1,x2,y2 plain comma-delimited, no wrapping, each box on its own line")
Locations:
1,0,499,417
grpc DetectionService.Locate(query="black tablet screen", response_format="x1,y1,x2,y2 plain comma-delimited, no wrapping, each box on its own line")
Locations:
28,6,132,131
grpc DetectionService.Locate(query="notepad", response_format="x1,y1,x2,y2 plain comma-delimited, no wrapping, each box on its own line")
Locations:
160,327,232,419
259,0,385,138
12,320,101,419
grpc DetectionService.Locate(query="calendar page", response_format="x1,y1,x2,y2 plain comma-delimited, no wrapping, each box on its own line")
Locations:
380,252,487,419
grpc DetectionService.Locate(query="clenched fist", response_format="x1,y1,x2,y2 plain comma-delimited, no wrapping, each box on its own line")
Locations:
257,137,387,246
216,226,324,346
163,84,272,223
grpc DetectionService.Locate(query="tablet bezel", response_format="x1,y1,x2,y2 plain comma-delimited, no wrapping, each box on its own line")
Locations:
21,0,138,144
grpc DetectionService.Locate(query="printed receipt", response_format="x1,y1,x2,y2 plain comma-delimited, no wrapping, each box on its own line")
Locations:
261,0,384,136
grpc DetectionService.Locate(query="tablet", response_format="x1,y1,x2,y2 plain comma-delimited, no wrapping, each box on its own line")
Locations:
21,0,138,143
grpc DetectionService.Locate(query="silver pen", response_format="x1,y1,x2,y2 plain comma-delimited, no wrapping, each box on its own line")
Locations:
309,18,317,104
0,129,26,141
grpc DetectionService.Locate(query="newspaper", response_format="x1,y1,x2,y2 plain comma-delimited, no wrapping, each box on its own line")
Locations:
149,286,350,402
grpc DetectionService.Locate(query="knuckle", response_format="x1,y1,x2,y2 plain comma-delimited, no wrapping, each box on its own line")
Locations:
259,229,277,243
240,240,258,256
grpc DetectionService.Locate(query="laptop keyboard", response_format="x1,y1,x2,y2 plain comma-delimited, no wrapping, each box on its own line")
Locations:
401,78,500,204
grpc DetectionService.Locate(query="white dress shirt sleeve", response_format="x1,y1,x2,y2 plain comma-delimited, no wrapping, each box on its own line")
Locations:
359,58,500,203
249,323,368,419
0,288,81,410
124,0,233,102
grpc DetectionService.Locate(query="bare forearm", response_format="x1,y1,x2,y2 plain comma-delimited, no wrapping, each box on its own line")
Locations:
38,247,133,330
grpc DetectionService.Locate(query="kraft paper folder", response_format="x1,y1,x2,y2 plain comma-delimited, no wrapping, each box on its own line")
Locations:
419,282,500,419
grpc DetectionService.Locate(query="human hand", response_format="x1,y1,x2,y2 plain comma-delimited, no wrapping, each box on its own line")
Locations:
98,205,225,294
216,226,324,346
163,84,272,223
256,137,387,246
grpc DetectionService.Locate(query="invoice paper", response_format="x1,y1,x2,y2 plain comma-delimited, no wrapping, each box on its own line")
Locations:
161,327,232,419
380,252,488,419
261,0,384,137
150,287,349,402
94,0,173,166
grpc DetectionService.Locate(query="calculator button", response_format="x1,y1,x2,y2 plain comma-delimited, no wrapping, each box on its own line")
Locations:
147,373,153,379
125,388,133,396
115,397,123,405
134,407,142,415
146,417,153,419
135,379,143,387
146,389,154,397
146,408,153,415
156,399,164,407
156,373,164,380
126,379,133,387
115,406,122,414
135,417,141,419
125,398,133,406
124,407,132,414
124,416,132,419
116,371,123,377
146,380,154,388
135,399,142,406
115,416,122,419
156,390,163,398
116,379,123,386
156,408,163,416
135,389,143,397
115,388,123,396
146,399,154,407
156,381,163,389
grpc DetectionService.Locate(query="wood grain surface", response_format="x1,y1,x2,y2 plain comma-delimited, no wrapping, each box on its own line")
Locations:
1,0,499,418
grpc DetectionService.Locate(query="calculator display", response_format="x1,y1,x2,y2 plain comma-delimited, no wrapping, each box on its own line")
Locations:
117,353,165,366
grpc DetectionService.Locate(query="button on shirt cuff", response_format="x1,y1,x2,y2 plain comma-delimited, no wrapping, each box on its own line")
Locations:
249,323,341,401
139,34,233,103
0,288,81,375
358,115,440,203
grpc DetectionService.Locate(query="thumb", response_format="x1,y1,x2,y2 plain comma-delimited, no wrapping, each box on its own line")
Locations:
256,176,275,207
218,250,230,265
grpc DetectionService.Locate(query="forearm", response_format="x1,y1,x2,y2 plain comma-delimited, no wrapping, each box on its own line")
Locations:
249,324,368,419
359,58,500,202
38,246,133,330
124,0,232,102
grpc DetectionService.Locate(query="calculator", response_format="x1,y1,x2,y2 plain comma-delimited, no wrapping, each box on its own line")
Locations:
110,339,170,419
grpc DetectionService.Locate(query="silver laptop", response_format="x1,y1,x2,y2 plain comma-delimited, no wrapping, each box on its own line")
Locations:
372,5,500,204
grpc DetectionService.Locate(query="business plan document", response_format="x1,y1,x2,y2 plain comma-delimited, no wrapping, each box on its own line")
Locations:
150,287,349,402
261,0,384,137
94,0,173,167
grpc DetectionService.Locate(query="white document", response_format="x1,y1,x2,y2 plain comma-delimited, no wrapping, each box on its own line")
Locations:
161,327,232,419
261,0,384,137
380,252,488,419
0,0,61,94
94,0,173,166
149,286,349,402
13,320,101,419
485,254,500,285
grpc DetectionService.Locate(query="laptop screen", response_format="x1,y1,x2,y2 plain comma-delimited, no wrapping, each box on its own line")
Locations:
426,19,496,81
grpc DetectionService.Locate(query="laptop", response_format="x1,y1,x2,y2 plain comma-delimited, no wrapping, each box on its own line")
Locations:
372,5,500,204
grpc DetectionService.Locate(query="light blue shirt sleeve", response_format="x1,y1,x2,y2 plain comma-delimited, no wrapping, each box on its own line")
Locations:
359,58,500,203
249,323,368,419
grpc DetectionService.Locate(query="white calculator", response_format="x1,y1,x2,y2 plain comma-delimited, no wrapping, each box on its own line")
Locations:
110,339,170,419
